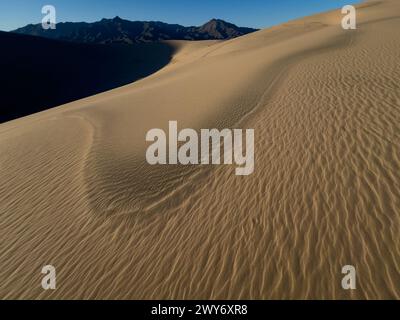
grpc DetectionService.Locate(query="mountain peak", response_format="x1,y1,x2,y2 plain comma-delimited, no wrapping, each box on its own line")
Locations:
203,18,227,26
198,19,256,40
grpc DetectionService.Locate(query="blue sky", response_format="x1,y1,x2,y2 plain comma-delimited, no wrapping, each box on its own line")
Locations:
0,0,360,31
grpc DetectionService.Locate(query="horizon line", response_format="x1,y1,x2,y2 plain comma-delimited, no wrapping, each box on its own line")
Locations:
2,0,361,33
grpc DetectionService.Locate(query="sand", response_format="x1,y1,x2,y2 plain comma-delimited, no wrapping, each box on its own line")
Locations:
0,0,399,299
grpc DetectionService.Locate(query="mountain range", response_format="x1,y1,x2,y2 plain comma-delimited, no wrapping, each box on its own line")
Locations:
12,17,258,44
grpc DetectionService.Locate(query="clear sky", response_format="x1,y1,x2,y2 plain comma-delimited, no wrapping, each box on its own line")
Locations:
0,0,360,31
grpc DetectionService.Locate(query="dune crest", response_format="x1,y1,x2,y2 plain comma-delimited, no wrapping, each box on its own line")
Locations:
0,0,399,299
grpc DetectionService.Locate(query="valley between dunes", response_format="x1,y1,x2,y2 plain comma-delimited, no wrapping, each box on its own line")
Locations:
0,0,399,299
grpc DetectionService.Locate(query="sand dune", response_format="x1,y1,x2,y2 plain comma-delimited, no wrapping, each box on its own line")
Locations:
0,31,176,123
0,0,399,299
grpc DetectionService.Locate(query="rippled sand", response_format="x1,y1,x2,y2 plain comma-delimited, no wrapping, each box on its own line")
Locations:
0,0,399,299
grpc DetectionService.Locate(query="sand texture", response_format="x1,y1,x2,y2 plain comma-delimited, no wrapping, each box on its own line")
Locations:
0,0,399,299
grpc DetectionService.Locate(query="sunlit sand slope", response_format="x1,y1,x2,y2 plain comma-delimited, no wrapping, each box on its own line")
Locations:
0,0,399,299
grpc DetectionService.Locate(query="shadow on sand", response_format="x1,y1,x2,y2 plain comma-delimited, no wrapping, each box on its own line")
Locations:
0,31,176,123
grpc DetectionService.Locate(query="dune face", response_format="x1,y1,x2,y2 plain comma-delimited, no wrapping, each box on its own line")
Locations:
0,0,399,299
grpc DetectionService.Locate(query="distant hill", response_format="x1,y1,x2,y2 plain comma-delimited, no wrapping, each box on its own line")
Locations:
12,17,258,44
0,31,175,123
